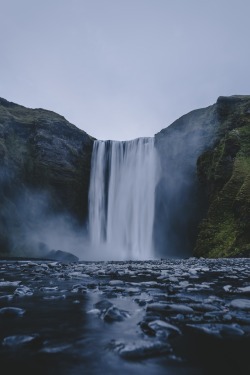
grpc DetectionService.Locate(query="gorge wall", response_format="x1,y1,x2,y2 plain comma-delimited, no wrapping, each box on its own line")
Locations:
0,98,94,257
0,95,249,258
194,96,250,258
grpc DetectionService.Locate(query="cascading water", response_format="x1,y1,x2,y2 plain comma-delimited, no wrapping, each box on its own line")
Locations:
88,137,159,260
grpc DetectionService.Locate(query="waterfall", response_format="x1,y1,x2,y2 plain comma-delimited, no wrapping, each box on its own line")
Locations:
88,137,159,260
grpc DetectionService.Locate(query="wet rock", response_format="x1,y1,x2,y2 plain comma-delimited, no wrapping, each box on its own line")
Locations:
139,321,156,336
220,325,245,338
139,281,159,288
40,286,59,292
146,303,169,313
103,306,130,322
134,296,154,306
230,299,250,311
71,284,87,293
0,307,25,317
14,286,34,297
178,280,190,288
68,272,90,278
0,295,13,301
237,286,250,294
190,303,220,312
148,320,181,338
223,285,233,292
109,280,124,286
43,295,66,300
40,344,71,353
47,250,79,263
165,304,194,314
126,288,141,295
94,299,113,311
2,334,41,348
187,323,245,338
0,281,21,287
117,340,172,360
87,308,101,316
222,314,233,322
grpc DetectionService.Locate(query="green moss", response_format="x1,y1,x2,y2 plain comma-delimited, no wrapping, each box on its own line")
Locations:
195,104,250,258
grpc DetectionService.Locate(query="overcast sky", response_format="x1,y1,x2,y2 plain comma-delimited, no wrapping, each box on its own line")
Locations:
0,0,249,140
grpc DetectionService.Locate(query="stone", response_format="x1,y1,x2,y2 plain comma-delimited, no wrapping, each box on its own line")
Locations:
2,334,40,347
14,286,34,296
230,299,250,311
148,320,181,338
117,340,172,360
0,307,26,317
103,306,130,322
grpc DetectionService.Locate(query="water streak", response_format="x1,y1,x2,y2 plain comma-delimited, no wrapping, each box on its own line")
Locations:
88,138,159,260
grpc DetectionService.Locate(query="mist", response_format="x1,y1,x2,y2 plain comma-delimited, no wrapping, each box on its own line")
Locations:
154,104,218,258
0,189,87,260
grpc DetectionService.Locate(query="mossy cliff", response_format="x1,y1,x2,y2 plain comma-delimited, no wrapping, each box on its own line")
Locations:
0,98,94,255
194,96,250,258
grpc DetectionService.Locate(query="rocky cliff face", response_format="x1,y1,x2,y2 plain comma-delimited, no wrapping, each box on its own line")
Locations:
154,95,250,258
154,103,219,257
194,96,250,258
0,98,94,256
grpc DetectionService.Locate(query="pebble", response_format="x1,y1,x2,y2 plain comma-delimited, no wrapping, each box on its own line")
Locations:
14,286,34,297
109,280,124,286
148,320,181,337
103,306,130,322
0,307,26,317
230,299,250,310
187,323,245,339
117,340,172,360
2,334,40,347
0,281,21,287
237,286,250,294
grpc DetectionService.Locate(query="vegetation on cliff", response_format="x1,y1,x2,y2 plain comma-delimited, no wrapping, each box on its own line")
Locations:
194,96,250,258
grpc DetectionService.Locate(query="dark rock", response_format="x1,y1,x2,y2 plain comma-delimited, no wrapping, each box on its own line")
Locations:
230,299,250,310
46,250,79,262
0,97,94,256
2,334,41,348
0,307,26,317
117,340,172,360
103,305,130,322
186,323,245,339
94,299,113,311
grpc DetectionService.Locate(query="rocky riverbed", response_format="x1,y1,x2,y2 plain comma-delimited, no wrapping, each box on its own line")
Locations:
0,258,250,374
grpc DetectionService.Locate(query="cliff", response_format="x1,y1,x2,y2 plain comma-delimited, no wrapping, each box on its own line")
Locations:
154,103,219,257
0,98,94,255
194,96,250,257
155,95,250,259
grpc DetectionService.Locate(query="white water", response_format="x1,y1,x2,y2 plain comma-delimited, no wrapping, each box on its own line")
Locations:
88,138,159,260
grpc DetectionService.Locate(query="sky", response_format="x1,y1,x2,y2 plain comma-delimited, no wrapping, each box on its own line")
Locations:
0,0,250,141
